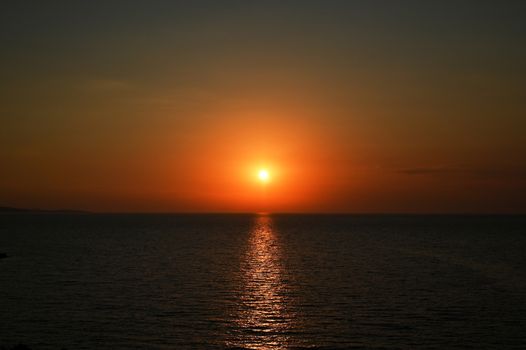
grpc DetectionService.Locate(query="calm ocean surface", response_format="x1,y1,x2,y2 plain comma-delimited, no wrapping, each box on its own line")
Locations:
1,214,525,349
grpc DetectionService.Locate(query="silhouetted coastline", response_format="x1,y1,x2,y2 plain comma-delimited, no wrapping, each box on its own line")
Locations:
1,345,69,350
0,206,88,214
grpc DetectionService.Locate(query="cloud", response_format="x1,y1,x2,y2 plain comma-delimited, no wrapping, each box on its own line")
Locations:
397,166,458,175
82,78,134,92
396,165,526,181
466,168,526,181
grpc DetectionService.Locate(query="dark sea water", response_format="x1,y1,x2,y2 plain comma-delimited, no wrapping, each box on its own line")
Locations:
1,214,525,349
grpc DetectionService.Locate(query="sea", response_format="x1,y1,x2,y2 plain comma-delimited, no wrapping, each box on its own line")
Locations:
1,214,525,349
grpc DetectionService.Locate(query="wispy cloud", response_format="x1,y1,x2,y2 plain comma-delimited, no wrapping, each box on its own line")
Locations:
466,168,526,180
397,166,458,175
82,78,134,92
396,165,526,181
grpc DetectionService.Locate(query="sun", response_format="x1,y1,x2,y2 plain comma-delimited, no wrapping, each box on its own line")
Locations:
258,169,270,183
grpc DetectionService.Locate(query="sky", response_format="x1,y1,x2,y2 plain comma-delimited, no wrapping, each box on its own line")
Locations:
1,1,525,213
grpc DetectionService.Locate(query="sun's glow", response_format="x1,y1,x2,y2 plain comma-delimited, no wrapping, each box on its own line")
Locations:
258,169,270,183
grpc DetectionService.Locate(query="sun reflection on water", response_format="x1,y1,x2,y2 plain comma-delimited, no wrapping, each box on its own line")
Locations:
228,214,296,349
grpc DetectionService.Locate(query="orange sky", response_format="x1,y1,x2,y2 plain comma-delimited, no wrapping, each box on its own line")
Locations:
1,2,525,213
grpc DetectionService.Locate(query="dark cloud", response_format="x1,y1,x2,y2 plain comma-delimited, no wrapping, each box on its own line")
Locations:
397,166,458,175
397,166,526,180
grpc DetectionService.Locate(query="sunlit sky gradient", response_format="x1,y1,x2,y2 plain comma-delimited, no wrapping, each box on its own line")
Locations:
1,1,525,213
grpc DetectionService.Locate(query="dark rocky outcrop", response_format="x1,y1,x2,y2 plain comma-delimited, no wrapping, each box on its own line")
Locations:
0,345,32,350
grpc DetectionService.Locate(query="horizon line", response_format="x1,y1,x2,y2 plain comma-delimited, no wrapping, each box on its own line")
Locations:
1,206,524,216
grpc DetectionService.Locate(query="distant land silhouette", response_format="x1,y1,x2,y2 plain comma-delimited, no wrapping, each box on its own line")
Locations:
0,206,88,214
